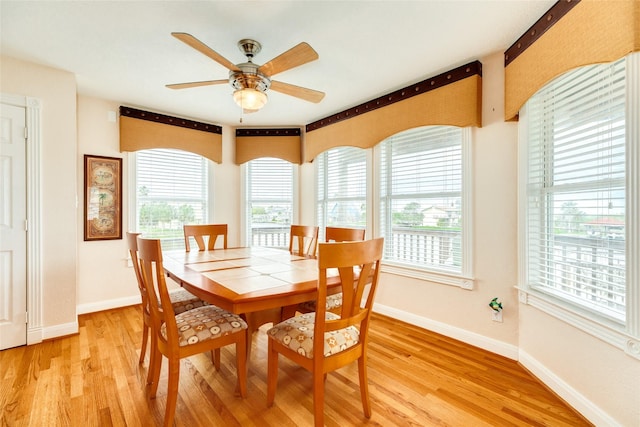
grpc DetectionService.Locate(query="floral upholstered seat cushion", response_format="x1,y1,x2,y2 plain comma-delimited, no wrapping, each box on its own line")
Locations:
298,293,342,312
267,312,359,359
169,288,209,314
161,305,247,346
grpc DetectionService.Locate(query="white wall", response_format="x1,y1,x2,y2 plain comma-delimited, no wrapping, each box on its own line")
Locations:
4,53,638,426
519,305,640,426
0,56,78,333
298,51,640,426
76,96,139,312
75,102,244,313
213,125,242,247
370,52,521,355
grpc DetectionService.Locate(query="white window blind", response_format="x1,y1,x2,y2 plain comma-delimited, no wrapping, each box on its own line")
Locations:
246,157,294,248
316,146,367,241
524,58,627,323
379,126,464,274
135,148,208,250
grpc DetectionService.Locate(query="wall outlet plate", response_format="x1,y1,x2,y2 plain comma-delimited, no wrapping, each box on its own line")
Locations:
492,310,503,322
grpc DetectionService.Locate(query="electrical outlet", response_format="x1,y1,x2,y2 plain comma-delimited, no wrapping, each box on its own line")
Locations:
492,310,503,322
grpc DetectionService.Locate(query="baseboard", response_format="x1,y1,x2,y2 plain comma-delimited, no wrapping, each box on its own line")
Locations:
76,295,141,315
41,320,78,341
372,302,519,360
27,327,42,345
518,350,619,427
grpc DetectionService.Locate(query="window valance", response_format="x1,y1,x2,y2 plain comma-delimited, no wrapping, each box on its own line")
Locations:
303,61,482,162
235,128,302,164
504,0,640,121
119,106,223,163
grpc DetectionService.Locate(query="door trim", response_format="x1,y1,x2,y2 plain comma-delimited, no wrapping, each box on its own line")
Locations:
1,94,43,345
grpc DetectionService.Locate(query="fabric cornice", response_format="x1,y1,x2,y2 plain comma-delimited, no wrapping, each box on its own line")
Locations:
504,0,640,121
235,128,302,164
119,106,223,163
303,62,482,163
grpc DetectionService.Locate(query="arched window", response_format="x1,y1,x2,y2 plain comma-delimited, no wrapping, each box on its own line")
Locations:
376,126,472,282
519,53,640,343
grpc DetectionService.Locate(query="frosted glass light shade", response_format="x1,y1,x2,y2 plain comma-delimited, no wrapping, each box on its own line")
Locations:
233,88,268,112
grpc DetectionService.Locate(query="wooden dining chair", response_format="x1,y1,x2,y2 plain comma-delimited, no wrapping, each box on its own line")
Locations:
183,223,228,251
266,237,384,426
136,236,248,427
284,227,366,319
288,224,319,257
126,232,211,369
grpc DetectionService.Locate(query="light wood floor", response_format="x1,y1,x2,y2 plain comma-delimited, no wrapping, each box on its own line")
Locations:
0,305,591,426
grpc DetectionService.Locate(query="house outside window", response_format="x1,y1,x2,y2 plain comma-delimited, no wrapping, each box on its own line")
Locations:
519,53,640,347
315,146,367,242
133,148,210,250
377,126,472,282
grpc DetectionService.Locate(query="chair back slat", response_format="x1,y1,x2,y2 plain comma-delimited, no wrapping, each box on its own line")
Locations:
137,237,178,342
289,225,319,257
314,238,384,353
126,232,144,293
325,226,365,243
126,232,152,319
184,224,228,251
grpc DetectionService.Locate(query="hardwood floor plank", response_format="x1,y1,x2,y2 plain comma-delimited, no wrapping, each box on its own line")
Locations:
0,306,592,426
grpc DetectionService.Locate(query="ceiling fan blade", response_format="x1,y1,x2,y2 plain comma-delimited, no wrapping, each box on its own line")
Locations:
258,42,319,77
172,32,240,72
166,79,229,90
270,80,325,103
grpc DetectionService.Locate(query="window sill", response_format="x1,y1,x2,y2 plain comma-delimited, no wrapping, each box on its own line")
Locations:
516,286,640,360
381,262,474,290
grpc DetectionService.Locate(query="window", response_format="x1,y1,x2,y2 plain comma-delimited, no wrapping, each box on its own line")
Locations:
245,157,295,248
377,126,471,280
316,146,367,241
133,148,210,250
519,53,639,345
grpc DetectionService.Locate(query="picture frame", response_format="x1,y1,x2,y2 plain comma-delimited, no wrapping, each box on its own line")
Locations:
84,154,123,241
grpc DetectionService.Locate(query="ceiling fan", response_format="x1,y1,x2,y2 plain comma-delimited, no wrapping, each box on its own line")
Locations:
166,32,325,113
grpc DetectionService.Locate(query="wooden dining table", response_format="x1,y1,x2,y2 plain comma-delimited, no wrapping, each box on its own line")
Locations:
162,246,340,347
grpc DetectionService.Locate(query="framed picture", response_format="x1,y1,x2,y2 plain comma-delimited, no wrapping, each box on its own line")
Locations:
84,155,123,241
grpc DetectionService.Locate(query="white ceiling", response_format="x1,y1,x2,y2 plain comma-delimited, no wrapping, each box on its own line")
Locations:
0,0,555,127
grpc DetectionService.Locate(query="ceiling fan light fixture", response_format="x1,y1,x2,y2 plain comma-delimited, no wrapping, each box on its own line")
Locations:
233,88,268,112
169,34,324,109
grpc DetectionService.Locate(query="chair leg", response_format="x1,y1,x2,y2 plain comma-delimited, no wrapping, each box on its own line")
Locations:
147,333,159,385
312,370,325,427
163,358,180,427
210,348,221,371
357,355,372,418
148,347,163,398
139,324,149,364
266,340,278,407
236,334,247,398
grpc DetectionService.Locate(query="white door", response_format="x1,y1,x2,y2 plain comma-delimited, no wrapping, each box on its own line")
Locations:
0,103,27,350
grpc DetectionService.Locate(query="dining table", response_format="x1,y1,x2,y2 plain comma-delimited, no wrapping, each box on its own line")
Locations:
162,246,340,356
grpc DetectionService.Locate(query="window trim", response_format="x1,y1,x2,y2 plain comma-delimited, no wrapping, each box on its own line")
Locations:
372,127,474,289
517,53,640,359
